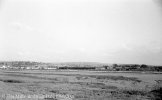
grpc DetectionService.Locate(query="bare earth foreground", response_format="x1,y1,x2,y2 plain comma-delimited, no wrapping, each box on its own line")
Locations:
0,70,161,100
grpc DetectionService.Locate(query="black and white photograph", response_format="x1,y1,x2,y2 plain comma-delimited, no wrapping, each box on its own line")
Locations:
0,0,162,100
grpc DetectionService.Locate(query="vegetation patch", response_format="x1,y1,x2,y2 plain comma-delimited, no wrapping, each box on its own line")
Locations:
122,89,146,96
89,75,141,82
101,85,118,90
0,79,24,83
44,98,57,100
88,82,118,90
149,87,162,100
49,90,60,93
76,76,89,80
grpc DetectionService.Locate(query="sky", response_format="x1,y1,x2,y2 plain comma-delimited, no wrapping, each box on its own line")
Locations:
0,0,162,65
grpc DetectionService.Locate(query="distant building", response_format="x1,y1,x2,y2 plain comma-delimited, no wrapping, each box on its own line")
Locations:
31,66,41,69
0,65,9,69
26,66,31,69
95,67,105,70
47,67,57,70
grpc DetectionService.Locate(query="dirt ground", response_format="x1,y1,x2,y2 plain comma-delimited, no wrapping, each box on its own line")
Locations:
0,70,161,100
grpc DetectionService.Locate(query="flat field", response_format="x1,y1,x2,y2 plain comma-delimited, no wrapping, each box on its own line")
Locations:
0,70,161,100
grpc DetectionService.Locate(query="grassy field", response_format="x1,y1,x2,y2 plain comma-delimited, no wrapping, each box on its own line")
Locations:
0,70,161,100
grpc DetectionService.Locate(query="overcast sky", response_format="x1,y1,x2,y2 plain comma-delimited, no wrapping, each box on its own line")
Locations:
0,0,162,65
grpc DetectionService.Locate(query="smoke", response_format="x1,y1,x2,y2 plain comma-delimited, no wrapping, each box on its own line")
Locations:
152,0,162,16
0,0,2,9
153,0,162,8
0,0,5,11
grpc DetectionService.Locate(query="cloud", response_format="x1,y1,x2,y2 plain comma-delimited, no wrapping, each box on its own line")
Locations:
148,41,162,53
121,43,132,51
10,22,33,31
78,48,86,52
18,51,31,56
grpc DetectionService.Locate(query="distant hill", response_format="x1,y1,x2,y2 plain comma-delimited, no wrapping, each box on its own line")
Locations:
0,61,161,68
53,62,110,67
0,61,48,67
0,61,110,68
0,61,162,71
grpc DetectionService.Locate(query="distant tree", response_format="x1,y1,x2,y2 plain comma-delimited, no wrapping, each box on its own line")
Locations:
103,66,109,70
113,64,118,68
140,64,148,69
